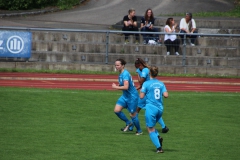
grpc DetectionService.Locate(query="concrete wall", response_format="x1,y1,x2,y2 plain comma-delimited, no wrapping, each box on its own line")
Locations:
1,62,239,76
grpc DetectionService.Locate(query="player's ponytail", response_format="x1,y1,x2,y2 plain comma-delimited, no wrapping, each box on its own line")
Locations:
135,58,150,69
150,66,158,78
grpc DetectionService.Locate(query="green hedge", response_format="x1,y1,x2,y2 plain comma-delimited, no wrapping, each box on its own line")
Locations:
57,0,80,10
0,0,80,10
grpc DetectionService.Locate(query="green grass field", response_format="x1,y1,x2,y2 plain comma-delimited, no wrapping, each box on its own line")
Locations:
0,87,240,160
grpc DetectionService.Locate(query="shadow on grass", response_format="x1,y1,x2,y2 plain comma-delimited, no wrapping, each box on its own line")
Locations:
151,148,179,153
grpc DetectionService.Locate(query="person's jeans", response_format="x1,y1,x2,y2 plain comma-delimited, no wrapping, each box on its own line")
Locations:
141,27,159,42
122,26,139,41
179,30,198,44
164,39,180,52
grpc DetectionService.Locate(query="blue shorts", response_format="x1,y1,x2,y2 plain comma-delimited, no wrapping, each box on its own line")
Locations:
138,96,146,109
145,104,163,128
116,95,138,114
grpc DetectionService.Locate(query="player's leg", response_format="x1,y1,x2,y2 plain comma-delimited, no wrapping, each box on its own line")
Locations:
128,97,142,135
145,105,163,153
130,112,142,135
114,96,131,129
158,117,169,133
122,26,130,42
155,110,164,150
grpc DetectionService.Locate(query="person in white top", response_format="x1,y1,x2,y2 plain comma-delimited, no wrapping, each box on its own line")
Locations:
164,18,180,56
179,12,198,46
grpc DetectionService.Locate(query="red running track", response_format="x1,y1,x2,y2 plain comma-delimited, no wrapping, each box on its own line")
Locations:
0,72,240,92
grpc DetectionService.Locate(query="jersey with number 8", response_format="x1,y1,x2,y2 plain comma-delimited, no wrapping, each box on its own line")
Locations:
141,78,167,110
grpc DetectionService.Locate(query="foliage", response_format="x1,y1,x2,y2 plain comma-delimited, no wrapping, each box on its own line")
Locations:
57,0,80,10
0,0,57,10
0,0,80,10
164,0,240,17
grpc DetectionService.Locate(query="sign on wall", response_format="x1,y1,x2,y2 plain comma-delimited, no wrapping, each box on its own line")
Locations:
0,31,32,58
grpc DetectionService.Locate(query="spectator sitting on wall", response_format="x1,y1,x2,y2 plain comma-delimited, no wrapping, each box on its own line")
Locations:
122,8,139,44
164,18,180,56
179,12,198,46
140,8,160,45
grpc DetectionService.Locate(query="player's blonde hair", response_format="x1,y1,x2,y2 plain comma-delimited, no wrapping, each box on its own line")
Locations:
150,66,158,77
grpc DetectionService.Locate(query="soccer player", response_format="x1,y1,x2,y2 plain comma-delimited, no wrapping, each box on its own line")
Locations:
112,58,142,135
140,66,168,153
135,58,169,134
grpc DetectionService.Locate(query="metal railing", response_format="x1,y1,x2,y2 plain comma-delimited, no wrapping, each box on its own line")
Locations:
1,26,240,70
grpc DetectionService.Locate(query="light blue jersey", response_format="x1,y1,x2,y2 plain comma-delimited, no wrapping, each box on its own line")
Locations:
119,70,138,99
141,78,167,111
117,69,139,113
136,68,150,81
136,67,150,109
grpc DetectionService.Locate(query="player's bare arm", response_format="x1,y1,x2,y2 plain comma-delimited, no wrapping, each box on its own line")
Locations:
112,80,129,90
163,92,168,98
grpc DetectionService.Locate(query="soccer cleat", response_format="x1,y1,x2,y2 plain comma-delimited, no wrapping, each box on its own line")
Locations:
158,136,163,147
162,126,169,133
175,52,179,56
135,131,143,136
121,123,133,132
156,147,164,153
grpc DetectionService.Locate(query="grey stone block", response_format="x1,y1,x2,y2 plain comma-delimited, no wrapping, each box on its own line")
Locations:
0,62,16,68
227,58,240,67
186,57,197,66
187,67,207,75
202,47,217,57
206,67,238,76
212,58,228,67
88,54,104,63
158,66,176,74
217,48,238,57
15,62,47,70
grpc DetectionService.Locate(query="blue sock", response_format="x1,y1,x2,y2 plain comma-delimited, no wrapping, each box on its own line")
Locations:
129,113,138,131
155,129,159,137
128,120,134,131
131,114,142,133
115,112,130,124
158,117,166,129
149,131,160,148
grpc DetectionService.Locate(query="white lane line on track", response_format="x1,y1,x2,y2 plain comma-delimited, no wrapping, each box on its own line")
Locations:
1,77,240,86
0,88,239,96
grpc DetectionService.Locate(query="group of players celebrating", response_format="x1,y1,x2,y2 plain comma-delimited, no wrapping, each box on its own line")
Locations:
112,58,169,153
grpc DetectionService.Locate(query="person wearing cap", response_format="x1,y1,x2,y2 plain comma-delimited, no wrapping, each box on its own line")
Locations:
179,12,198,46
